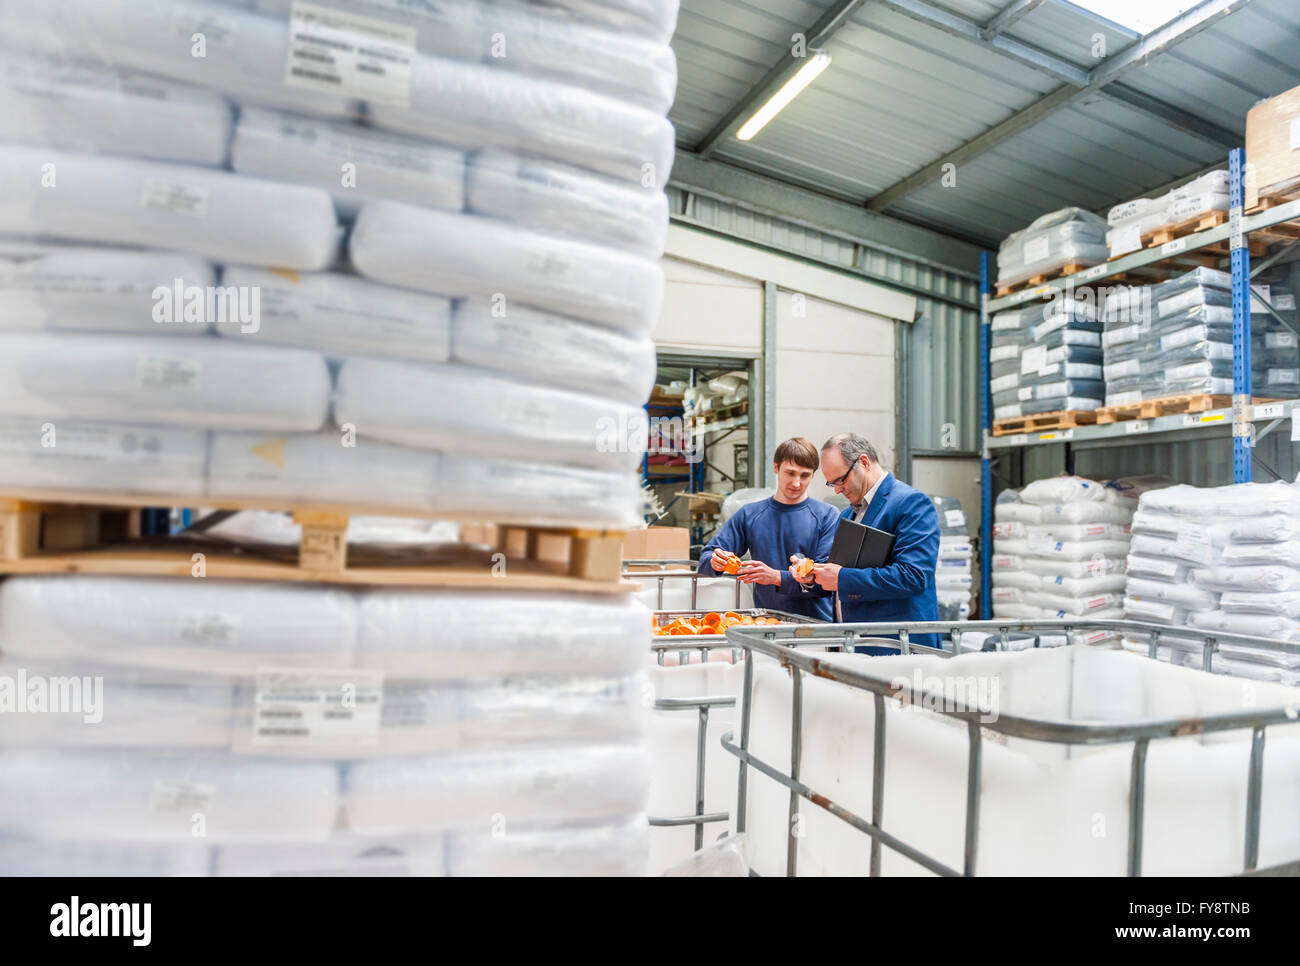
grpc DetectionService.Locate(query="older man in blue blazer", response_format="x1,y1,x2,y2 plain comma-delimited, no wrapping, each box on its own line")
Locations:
795,433,940,652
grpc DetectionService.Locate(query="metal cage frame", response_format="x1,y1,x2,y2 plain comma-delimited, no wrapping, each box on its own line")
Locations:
721,617,1300,877
646,609,821,852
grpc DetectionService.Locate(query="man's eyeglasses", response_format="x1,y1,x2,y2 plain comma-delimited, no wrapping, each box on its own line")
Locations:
826,460,861,488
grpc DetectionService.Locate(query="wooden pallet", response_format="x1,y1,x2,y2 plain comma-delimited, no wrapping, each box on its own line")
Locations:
1095,394,1231,424
991,409,1098,436
1095,394,1286,426
0,493,630,592
690,400,749,425
994,261,1090,297
1248,184,1300,215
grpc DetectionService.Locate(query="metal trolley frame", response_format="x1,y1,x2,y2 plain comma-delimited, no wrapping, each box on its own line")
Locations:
646,608,821,852
623,563,746,611
720,618,1300,877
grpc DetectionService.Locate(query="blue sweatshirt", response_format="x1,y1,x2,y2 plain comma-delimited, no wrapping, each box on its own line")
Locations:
698,497,840,620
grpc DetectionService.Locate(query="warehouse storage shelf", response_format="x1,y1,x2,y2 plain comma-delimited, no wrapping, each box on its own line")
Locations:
985,399,1299,450
977,148,1300,617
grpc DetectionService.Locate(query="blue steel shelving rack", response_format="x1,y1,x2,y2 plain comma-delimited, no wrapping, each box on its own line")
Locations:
977,146,1300,619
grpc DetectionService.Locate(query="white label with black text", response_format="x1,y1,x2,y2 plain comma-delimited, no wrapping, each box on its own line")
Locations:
284,1,415,106
253,668,383,745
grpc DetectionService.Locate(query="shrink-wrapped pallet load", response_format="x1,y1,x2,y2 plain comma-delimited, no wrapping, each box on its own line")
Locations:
0,0,679,875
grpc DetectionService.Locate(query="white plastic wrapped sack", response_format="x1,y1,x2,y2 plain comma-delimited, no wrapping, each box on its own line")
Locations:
0,575,358,678
366,53,674,185
231,106,464,216
451,299,656,405
0,333,331,432
0,52,232,166
252,0,677,113
218,266,452,362
334,356,647,471
0,244,215,336
208,430,439,510
356,589,647,680
0,750,340,843
1,0,362,120
467,150,669,258
349,202,663,332
436,454,642,527
345,742,649,834
0,146,339,270
0,415,208,496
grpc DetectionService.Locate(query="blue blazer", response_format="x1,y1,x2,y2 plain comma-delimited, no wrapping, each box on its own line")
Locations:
837,474,941,651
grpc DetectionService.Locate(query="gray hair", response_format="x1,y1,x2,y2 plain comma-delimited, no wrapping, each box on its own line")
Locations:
822,433,878,468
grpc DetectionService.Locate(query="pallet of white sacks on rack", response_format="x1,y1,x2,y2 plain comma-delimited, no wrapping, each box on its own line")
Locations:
0,490,630,591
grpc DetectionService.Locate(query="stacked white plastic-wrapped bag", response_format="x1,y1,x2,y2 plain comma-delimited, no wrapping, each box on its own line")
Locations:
989,298,1104,421
1121,481,1300,684
995,207,1107,290
991,476,1168,640
1102,268,1300,409
0,0,675,524
931,496,973,622
0,0,681,875
1106,170,1230,258
0,577,652,875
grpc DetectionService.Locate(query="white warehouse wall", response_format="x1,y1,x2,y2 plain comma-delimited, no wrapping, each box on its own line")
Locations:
774,289,895,473
655,224,914,487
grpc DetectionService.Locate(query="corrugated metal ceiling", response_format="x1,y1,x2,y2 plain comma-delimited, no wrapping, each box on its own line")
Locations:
669,0,1300,250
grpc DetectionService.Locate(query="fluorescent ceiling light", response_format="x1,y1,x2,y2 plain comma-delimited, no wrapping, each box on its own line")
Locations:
1067,0,1198,34
736,50,831,142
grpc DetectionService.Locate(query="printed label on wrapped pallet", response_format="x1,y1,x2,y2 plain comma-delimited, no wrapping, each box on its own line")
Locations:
151,781,215,813
1110,222,1142,256
1023,236,1051,263
139,357,202,391
284,2,415,107
993,555,1014,568
1267,331,1299,348
139,179,209,217
1172,522,1211,563
1277,294,1296,311
944,509,965,528
177,610,239,644
253,668,383,745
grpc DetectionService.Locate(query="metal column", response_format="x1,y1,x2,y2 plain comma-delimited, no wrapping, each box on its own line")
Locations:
978,252,992,618
1230,146,1254,483
762,281,778,487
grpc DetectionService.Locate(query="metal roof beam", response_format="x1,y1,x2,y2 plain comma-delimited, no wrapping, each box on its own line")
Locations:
695,0,867,159
883,0,1087,84
668,150,985,277
866,0,1254,212
980,0,1047,40
1100,85,1241,149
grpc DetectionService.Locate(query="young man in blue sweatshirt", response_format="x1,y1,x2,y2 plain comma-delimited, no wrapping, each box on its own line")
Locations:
697,437,841,620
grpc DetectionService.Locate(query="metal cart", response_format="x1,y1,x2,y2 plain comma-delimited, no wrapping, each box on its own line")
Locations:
720,617,1300,877
647,607,822,854
624,562,746,611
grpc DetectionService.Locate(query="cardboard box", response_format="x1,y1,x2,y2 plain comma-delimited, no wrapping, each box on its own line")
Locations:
622,526,690,562
1245,84,1300,209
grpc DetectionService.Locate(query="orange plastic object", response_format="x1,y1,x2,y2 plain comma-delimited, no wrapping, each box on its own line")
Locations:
723,556,741,575
792,557,815,581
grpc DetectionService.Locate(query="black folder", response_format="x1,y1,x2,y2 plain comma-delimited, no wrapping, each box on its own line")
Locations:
828,518,896,569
